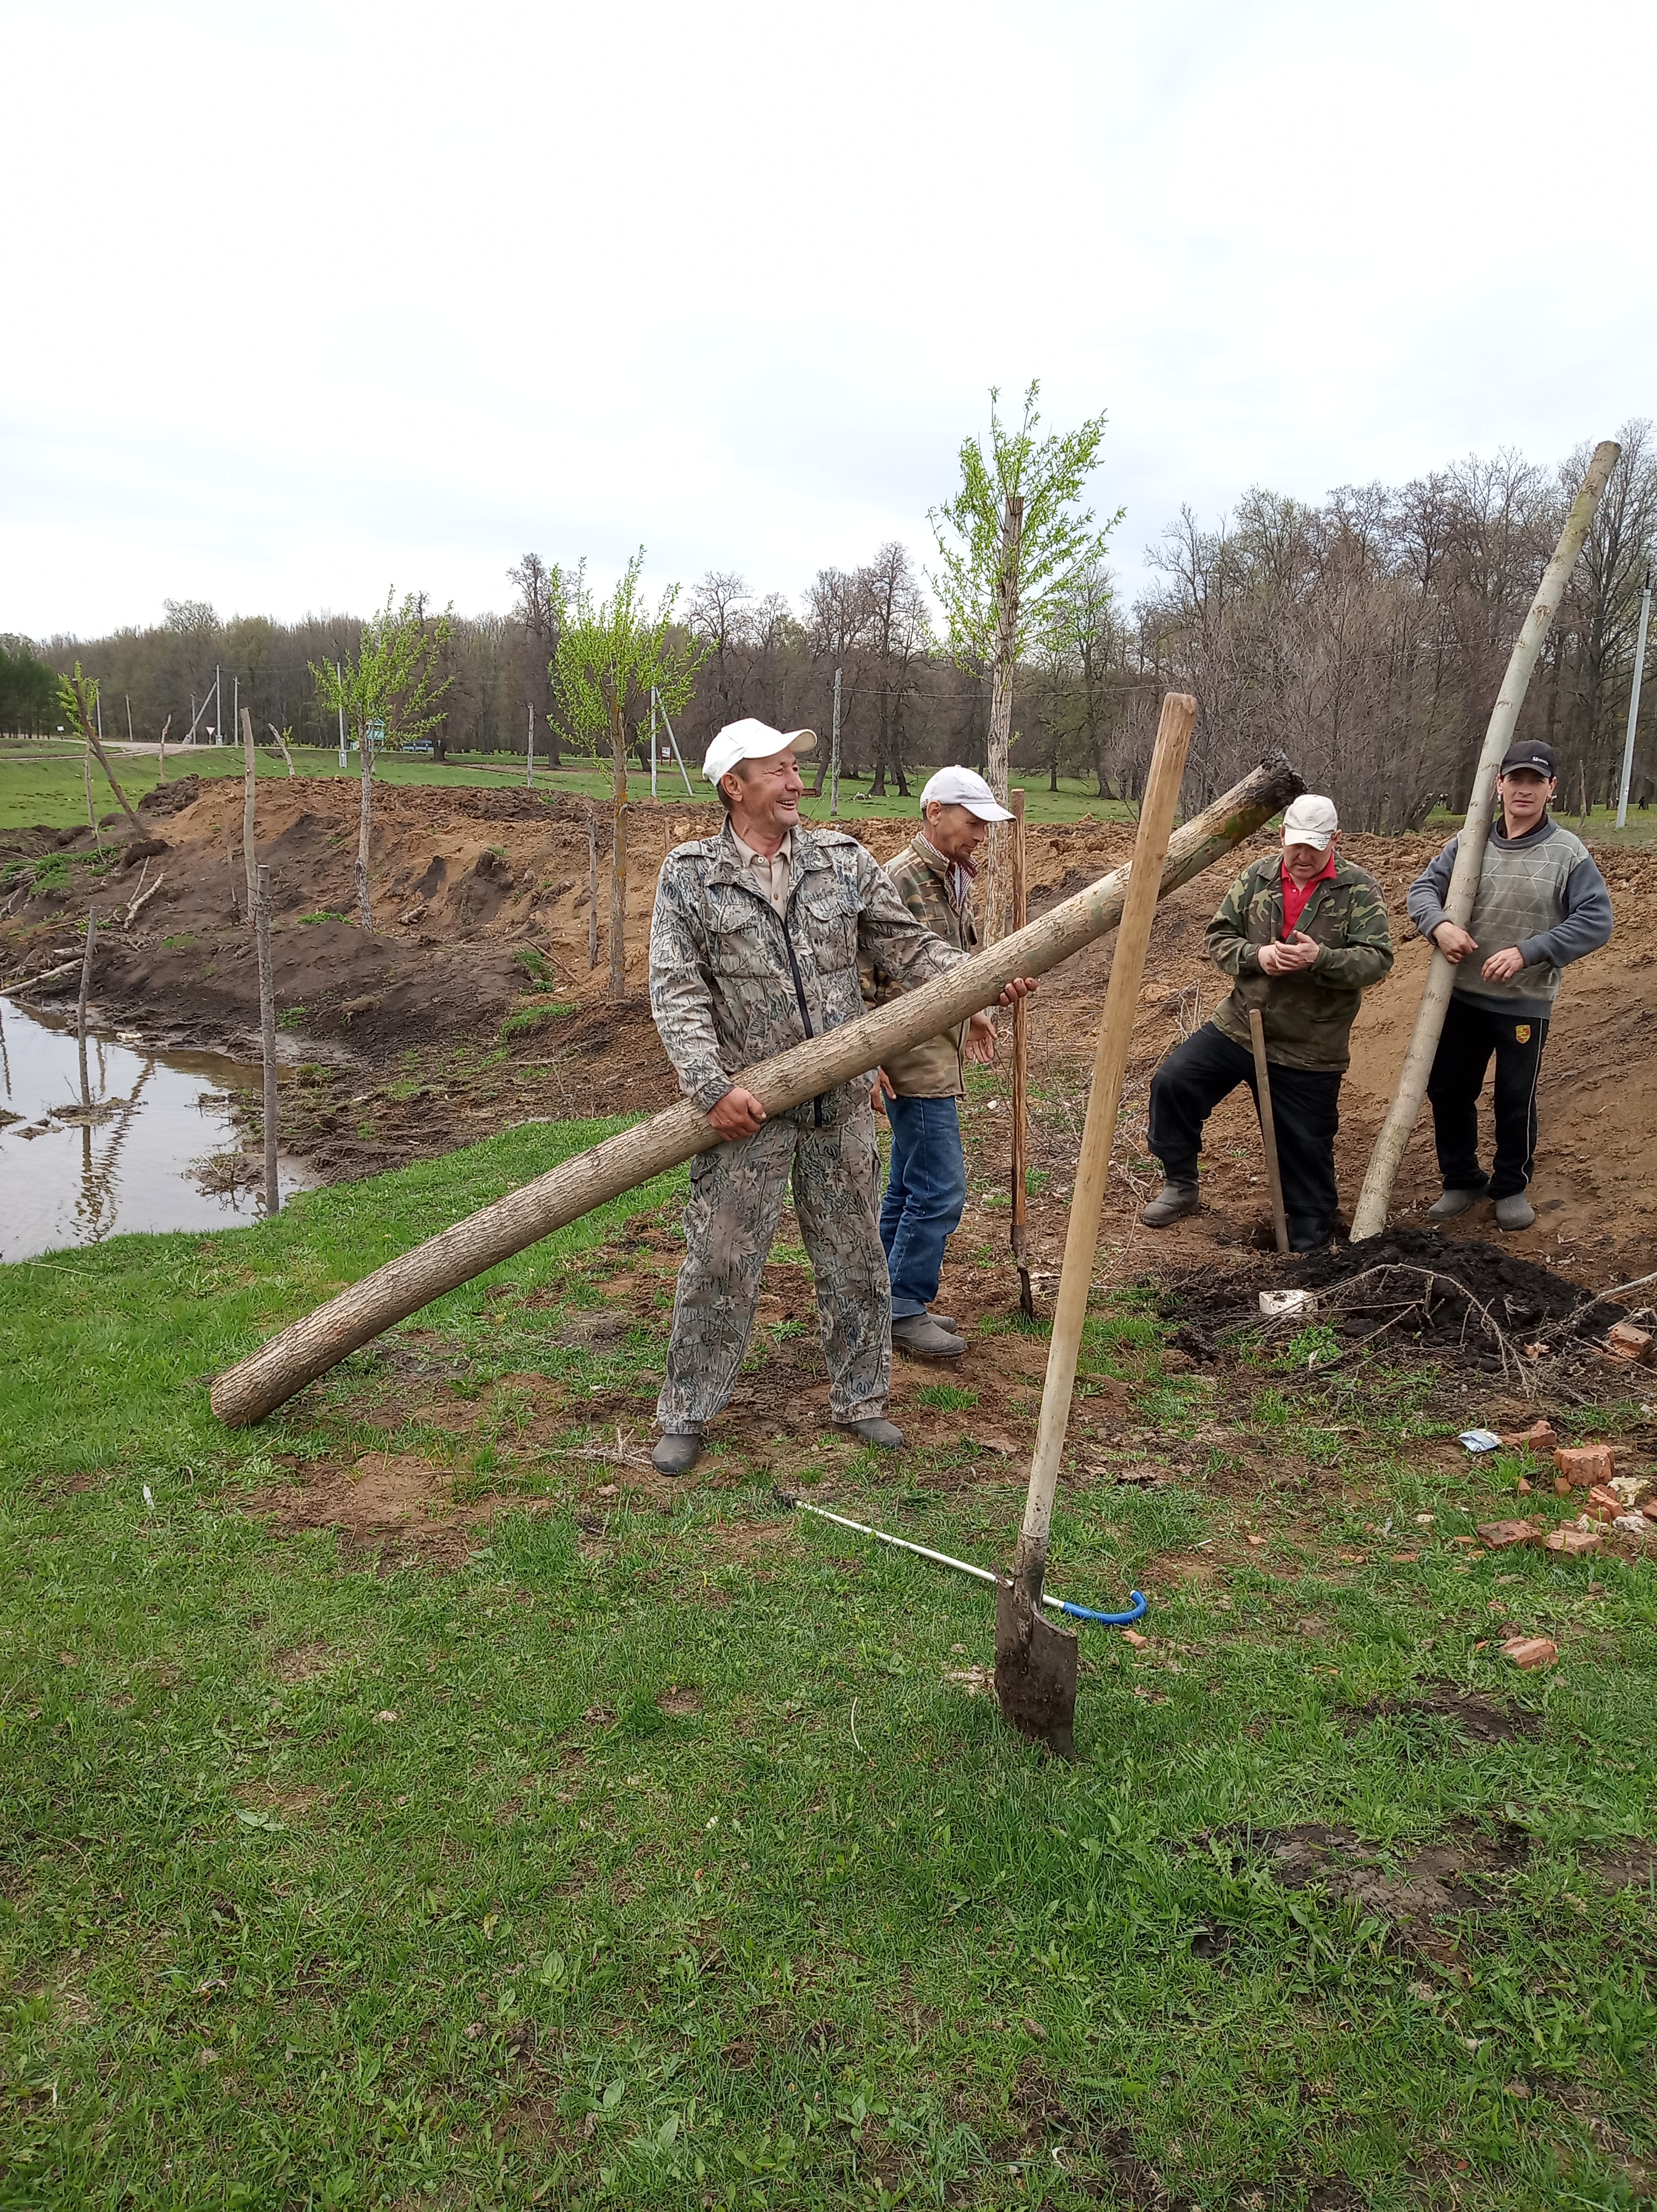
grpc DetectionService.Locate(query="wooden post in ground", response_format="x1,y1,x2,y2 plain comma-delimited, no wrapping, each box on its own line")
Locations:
256,864,279,1217
1350,438,1620,1241
157,713,170,782
1009,788,1033,1316
355,715,373,932
76,906,97,1110
210,748,1299,1427
240,707,259,911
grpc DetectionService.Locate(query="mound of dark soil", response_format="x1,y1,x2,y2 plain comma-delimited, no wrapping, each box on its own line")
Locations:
1164,1228,1626,1374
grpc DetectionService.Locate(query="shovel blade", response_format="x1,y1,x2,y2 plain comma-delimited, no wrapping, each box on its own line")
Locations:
994,1578,1078,1759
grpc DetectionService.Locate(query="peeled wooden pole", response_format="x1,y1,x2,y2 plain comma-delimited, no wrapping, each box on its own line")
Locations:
1350,439,1620,1241
1247,1006,1290,1257
212,747,1301,1427
994,693,1195,1756
76,905,98,1112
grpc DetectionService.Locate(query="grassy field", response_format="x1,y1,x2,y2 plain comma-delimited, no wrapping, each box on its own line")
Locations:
0,746,1138,837
3,1120,1654,2206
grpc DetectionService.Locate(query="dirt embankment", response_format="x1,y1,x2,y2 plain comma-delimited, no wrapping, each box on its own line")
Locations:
3,778,1655,1286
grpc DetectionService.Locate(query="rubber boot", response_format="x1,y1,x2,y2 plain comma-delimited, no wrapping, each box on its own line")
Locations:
1428,1187,1484,1221
891,1314,967,1359
1494,1192,1535,1232
1140,1179,1199,1228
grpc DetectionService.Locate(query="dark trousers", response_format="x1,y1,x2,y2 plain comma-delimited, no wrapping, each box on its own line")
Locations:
1425,998,1550,1199
1147,1021,1342,1249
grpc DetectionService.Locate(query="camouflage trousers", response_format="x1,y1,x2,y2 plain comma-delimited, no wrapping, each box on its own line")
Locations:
657,1102,891,1434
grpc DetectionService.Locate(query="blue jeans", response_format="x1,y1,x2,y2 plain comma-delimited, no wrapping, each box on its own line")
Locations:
879,1094,968,1319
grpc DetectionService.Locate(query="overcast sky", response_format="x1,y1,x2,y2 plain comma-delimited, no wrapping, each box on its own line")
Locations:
5,0,1652,641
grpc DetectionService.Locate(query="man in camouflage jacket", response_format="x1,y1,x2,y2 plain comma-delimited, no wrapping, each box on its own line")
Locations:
1141,793,1393,1251
648,720,1035,1473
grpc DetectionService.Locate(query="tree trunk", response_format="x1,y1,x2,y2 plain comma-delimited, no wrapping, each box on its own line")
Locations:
588,807,599,971
983,494,1025,942
256,864,279,1217
608,700,628,1000
210,747,1303,1426
355,722,373,932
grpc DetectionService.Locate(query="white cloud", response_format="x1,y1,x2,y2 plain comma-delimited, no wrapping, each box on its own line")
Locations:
4,0,1651,636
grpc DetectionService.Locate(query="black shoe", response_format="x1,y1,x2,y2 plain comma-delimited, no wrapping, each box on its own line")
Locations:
652,1432,701,1476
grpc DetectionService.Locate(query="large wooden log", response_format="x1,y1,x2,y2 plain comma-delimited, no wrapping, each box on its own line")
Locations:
212,752,1302,1425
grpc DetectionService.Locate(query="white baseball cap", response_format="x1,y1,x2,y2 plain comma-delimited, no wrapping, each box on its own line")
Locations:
918,765,1015,822
703,718,816,787
1282,794,1339,850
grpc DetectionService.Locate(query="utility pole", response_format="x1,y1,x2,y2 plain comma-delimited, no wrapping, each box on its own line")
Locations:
1616,566,1652,828
215,664,223,745
125,694,134,744
830,665,842,818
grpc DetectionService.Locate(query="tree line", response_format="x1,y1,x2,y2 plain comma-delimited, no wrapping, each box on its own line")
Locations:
10,421,1654,828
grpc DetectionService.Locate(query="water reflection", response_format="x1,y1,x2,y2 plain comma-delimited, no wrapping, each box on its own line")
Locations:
0,995,317,1260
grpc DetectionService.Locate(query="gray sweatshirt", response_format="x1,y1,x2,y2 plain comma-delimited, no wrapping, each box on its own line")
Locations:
1406,816,1612,1020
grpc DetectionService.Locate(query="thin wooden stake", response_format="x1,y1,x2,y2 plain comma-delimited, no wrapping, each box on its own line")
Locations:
76,906,97,1110
256,864,279,1216
157,712,170,782
1009,788,1033,1316
267,723,297,777
1247,1006,1290,1256
241,706,259,910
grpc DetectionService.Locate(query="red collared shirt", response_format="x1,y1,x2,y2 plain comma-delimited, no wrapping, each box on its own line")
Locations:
1280,849,1336,935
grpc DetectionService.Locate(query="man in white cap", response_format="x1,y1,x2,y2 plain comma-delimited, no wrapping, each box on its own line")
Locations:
1140,793,1394,1251
862,766,1012,1358
647,721,1037,1473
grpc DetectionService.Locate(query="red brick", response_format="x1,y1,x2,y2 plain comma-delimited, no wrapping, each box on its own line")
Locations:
1553,1445,1615,1488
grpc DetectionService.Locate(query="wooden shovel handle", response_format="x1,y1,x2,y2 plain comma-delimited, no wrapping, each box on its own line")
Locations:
1248,1006,1291,1257
1010,694,1196,1597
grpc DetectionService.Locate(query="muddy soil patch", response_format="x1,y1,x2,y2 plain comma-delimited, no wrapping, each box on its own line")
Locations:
246,1450,515,1565
1347,1681,1540,1745
1165,1229,1628,1378
1246,1815,1530,1933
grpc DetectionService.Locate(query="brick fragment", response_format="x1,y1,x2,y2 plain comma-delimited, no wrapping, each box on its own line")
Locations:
1606,1321,1654,1364
1503,1417,1559,1451
1544,1527,1602,1555
1501,1635,1557,1669
1553,1445,1615,1488
1476,1519,1537,1549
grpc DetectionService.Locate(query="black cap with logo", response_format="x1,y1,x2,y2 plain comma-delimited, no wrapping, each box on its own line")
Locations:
1498,740,1557,778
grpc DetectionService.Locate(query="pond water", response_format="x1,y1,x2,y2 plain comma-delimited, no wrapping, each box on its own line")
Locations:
0,995,317,1261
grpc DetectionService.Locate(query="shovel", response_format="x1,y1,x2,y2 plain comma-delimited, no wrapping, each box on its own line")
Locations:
994,692,1196,1757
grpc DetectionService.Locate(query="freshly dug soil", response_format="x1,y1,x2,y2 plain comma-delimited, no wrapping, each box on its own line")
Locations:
1163,1229,1630,1374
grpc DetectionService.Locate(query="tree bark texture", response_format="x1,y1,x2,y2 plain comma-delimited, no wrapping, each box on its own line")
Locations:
1350,438,1621,1240
355,724,373,933
210,749,1302,1427
588,809,599,971
982,492,1024,944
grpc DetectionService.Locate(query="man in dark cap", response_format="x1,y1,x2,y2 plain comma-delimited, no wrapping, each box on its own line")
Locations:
1406,741,1612,1232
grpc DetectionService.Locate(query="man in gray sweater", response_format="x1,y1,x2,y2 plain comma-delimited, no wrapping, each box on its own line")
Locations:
1406,740,1612,1231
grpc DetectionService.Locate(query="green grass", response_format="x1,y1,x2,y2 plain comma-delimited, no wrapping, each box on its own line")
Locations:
3,1125,1656,2206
